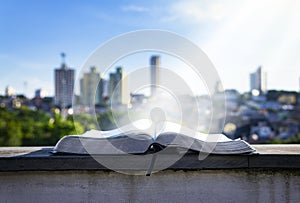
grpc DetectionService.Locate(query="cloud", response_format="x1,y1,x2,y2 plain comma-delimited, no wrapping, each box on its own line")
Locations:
162,0,239,23
164,0,300,91
121,5,148,13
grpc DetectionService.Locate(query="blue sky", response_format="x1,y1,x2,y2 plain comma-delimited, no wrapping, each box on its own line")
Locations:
1,0,300,97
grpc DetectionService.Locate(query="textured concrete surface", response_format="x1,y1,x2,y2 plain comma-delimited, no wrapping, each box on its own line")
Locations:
0,170,300,203
1,146,300,202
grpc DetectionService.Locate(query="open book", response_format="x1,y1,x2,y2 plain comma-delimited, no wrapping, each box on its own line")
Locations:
53,120,255,155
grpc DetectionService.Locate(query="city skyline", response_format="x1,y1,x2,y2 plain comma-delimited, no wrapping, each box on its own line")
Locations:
3,53,300,100
1,1,300,97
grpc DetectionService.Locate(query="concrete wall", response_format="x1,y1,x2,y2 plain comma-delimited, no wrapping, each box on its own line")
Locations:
0,170,300,203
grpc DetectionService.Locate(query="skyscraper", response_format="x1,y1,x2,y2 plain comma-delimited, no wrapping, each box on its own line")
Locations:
109,67,128,105
150,55,160,96
5,86,15,97
54,53,75,108
35,89,47,98
250,66,267,94
80,66,103,106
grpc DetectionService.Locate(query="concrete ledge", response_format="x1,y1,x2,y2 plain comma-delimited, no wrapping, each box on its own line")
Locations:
1,146,300,202
0,170,300,202
0,145,300,172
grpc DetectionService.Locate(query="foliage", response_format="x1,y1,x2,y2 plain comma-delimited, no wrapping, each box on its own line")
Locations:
269,134,300,144
266,90,299,103
0,107,120,146
97,111,116,130
67,114,93,133
0,107,77,146
1,105,300,146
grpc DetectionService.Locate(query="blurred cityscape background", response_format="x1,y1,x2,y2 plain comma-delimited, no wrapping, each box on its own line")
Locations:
1,52,300,146
1,0,300,146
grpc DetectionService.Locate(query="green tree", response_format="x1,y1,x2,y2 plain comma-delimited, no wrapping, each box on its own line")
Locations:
69,114,97,132
0,107,83,146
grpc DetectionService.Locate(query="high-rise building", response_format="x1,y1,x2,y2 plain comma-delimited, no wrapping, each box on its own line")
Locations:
54,53,75,108
35,89,47,98
109,67,128,105
80,66,103,106
5,86,15,97
250,66,267,94
150,55,160,96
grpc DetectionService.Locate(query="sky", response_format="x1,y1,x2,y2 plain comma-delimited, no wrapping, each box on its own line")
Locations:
1,0,300,97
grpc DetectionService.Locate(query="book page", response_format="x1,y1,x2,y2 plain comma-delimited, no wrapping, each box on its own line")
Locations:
81,119,231,142
157,121,232,142
80,119,153,139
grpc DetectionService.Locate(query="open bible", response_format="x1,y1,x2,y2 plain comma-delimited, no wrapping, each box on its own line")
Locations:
53,120,255,155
